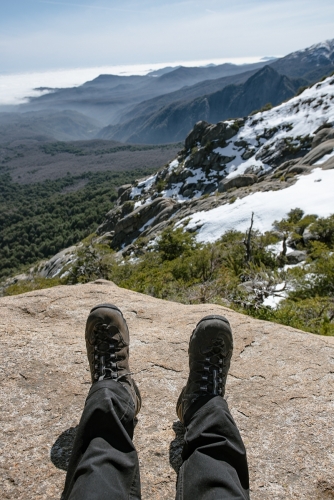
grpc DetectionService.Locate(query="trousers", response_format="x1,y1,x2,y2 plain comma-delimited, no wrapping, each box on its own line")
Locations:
61,379,249,500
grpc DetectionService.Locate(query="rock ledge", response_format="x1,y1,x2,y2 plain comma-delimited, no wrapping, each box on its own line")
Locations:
1,280,333,499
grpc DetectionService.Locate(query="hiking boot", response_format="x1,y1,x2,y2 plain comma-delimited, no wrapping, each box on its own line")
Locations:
176,315,233,423
85,303,141,415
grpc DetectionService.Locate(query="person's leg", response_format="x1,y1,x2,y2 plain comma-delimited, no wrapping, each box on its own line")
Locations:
176,315,249,500
61,304,142,500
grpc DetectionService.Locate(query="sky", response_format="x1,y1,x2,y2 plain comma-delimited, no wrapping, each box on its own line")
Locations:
1,0,334,74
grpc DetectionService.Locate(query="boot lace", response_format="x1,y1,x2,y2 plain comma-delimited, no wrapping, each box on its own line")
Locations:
93,323,128,382
198,343,228,396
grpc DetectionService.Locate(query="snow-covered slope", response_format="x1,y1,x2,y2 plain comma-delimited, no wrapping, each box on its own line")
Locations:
130,74,334,204
184,167,334,242
97,74,334,249
271,39,334,80
290,38,334,63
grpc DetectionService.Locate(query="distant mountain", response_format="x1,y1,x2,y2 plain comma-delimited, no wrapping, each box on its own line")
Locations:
94,40,334,144
117,69,261,125
147,66,181,77
271,39,334,81
4,38,334,145
21,61,271,125
98,66,306,144
150,61,269,87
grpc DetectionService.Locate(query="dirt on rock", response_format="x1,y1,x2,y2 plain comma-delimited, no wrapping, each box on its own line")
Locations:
1,279,334,499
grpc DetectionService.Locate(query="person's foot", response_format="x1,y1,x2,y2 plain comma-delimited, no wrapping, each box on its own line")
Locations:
176,315,233,423
85,303,141,415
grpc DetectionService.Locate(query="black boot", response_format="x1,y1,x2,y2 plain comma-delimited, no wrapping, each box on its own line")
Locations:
176,314,233,423
85,303,141,415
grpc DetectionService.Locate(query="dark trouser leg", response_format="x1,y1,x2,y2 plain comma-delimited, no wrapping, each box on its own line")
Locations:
176,397,249,500
62,379,141,500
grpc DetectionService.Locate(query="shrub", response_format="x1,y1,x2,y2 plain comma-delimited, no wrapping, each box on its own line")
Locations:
157,226,199,261
250,103,273,116
309,214,334,248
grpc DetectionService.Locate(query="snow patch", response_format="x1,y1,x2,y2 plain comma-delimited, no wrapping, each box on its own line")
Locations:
168,159,179,171
139,216,156,232
184,168,334,243
131,174,157,198
263,294,285,308
314,149,334,165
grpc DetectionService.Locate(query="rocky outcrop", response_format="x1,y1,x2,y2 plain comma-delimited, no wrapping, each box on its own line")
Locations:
286,250,307,264
95,74,334,254
94,126,334,255
299,139,334,165
98,197,179,248
311,126,334,148
185,119,242,151
218,174,258,192
1,280,334,499
38,245,78,278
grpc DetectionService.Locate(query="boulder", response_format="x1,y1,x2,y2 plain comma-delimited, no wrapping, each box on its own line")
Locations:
299,139,334,165
218,174,258,192
322,155,334,170
112,198,178,248
217,154,236,164
38,245,78,278
234,140,249,148
119,188,133,204
1,281,334,499
311,127,334,149
96,207,123,235
190,148,208,168
275,159,299,172
202,183,217,195
200,121,240,148
184,121,210,151
181,182,197,197
303,225,319,244
117,184,132,197
286,250,307,264
242,149,255,160
287,165,310,175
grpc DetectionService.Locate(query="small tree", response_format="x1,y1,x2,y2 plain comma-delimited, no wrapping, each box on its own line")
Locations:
157,226,198,261
244,212,254,263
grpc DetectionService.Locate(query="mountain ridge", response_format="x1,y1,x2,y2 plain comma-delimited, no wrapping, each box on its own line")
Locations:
1,39,334,145
100,66,306,144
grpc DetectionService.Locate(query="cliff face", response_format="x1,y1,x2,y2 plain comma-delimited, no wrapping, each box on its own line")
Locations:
1,280,334,499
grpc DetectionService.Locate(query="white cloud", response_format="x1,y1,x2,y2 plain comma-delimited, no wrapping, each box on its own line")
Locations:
0,56,265,105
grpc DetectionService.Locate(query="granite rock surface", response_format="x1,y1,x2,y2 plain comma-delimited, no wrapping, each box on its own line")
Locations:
1,280,334,499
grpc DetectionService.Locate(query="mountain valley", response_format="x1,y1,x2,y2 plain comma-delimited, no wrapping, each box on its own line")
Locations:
1,39,334,145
